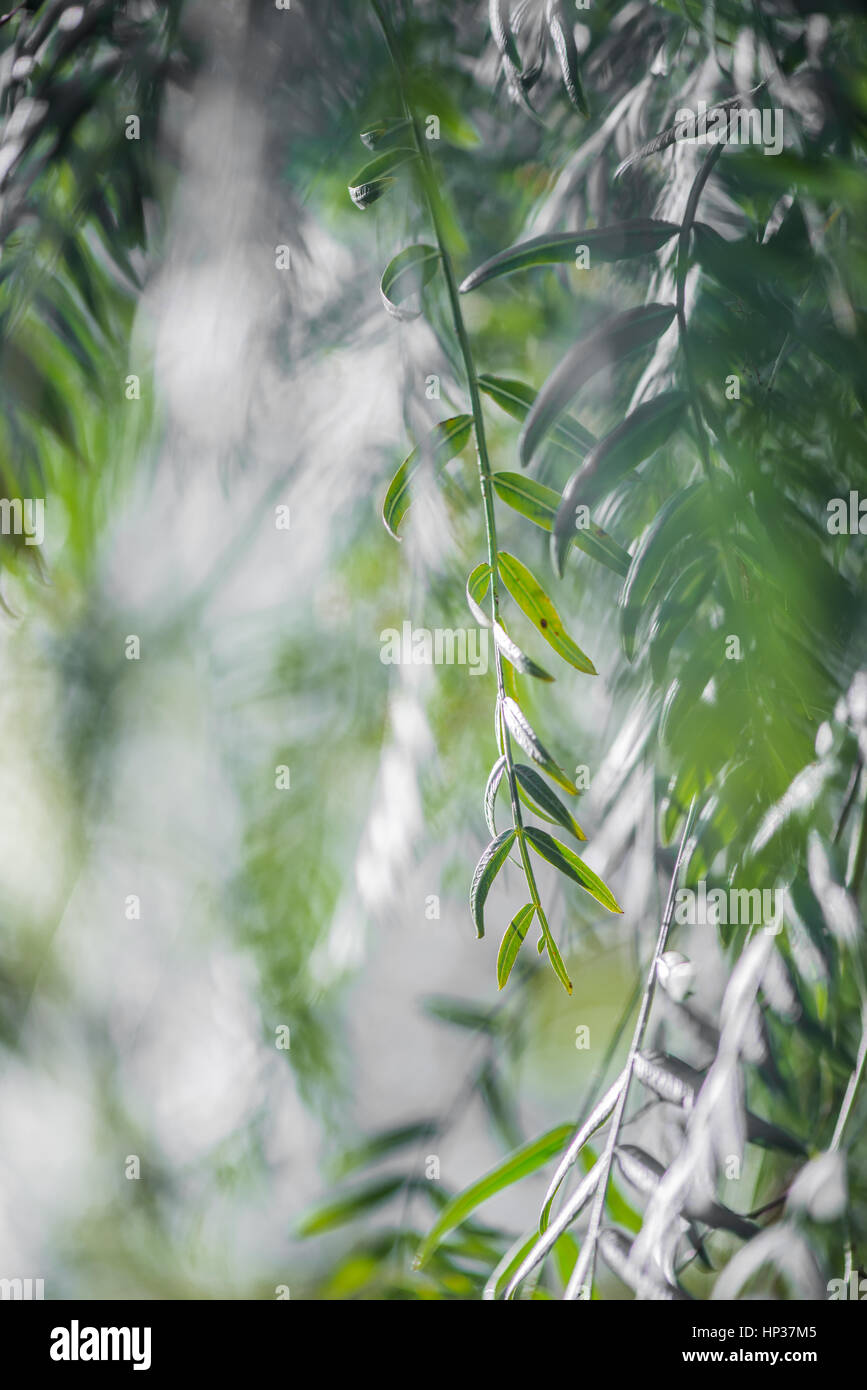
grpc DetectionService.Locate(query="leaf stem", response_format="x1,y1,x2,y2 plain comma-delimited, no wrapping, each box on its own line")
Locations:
370,0,556,966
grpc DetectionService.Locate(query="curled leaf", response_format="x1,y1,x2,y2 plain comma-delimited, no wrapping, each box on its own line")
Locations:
348,148,416,208
466,561,493,626
470,828,517,938
484,755,507,837
382,415,473,538
380,243,440,319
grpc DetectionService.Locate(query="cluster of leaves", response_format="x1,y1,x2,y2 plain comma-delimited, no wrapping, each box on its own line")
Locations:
0,0,186,586
299,0,867,1301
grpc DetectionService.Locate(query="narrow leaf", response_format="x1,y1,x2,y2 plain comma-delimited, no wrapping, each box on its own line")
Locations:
297,1176,405,1237
545,0,588,115
484,755,507,837
552,391,689,576
466,561,493,626
499,550,597,673
470,828,517,938
505,1158,604,1299
478,374,596,457
501,698,577,794
515,763,585,841
497,902,536,988
380,244,440,319
493,621,554,681
414,1123,574,1268
525,826,623,913
519,304,677,467
382,415,473,538
348,148,416,209
460,221,678,293
492,471,630,576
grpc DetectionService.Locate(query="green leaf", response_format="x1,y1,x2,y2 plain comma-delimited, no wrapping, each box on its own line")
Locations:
460,221,678,293
359,116,411,150
492,472,630,577
333,1121,436,1179
500,697,576,794
414,1123,574,1268
297,1175,406,1236
514,763,585,841
466,561,493,626
470,828,517,938
551,391,689,576
380,244,440,319
348,148,416,208
484,754,507,836
541,1069,628,1228
497,902,535,988
493,621,554,681
519,303,677,467
545,0,589,115
525,826,623,913
619,480,710,659
499,550,597,673
489,0,523,73
382,415,473,538
478,374,596,457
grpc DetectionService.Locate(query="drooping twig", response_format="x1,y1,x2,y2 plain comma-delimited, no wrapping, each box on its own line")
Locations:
564,797,697,1299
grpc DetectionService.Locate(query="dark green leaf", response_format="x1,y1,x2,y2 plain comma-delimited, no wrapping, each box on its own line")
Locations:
492,472,630,577
470,828,517,938
478,374,596,457
382,415,473,538
460,221,678,293
519,304,677,467
501,697,577,794
525,826,623,913
499,550,596,673
514,763,585,841
551,391,689,577
348,148,416,209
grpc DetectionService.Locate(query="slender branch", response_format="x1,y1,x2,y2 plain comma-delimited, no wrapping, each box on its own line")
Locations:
564,798,697,1299
370,0,556,960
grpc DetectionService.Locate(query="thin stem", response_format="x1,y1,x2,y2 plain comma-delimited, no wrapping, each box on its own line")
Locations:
371,0,554,957
565,798,696,1299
